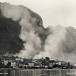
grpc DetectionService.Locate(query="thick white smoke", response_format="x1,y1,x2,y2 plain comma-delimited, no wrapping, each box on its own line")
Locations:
17,31,42,58
44,25,66,59
34,25,76,63
34,25,66,59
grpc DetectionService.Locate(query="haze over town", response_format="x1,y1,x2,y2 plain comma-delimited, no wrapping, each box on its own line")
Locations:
0,1,76,64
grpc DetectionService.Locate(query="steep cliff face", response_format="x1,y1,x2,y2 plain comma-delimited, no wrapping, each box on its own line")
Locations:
0,2,46,56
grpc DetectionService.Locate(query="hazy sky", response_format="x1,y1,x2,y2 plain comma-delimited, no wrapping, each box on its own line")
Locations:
1,0,76,28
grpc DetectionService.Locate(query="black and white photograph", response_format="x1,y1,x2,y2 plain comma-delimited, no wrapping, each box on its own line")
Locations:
0,0,76,76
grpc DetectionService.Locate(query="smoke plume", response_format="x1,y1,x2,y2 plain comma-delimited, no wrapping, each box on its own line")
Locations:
34,26,66,59
34,25,76,63
0,3,76,63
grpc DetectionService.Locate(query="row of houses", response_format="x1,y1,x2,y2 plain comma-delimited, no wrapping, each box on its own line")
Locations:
0,55,74,69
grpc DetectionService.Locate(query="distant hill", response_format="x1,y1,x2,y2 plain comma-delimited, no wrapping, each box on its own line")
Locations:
0,2,46,55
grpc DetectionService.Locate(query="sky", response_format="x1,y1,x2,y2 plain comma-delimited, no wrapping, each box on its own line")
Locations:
0,0,76,28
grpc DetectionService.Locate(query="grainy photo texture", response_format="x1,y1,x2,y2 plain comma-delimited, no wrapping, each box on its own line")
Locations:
0,0,76,76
